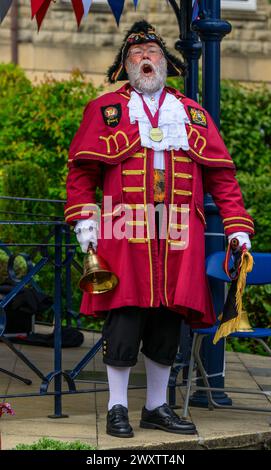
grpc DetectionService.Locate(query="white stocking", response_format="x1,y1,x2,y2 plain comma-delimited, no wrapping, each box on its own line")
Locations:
144,355,171,410
106,365,131,410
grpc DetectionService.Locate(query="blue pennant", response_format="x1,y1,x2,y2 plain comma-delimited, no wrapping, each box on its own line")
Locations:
107,0,125,26
0,0,13,23
133,0,139,8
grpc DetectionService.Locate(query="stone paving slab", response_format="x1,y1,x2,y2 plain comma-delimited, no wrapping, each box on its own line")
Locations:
0,328,271,450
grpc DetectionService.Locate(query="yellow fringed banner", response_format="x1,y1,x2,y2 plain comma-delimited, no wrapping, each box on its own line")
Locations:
213,250,254,345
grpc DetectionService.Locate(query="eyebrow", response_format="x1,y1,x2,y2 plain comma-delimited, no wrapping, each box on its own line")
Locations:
133,46,159,49
130,46,161,52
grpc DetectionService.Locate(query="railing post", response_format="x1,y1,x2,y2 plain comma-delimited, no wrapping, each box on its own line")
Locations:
48,223,68,418
173,0,202,100
64,225,73,327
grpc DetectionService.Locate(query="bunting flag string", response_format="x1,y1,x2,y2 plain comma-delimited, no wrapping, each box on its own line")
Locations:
0,0,13,24
1,0,190,31
1,0,139,30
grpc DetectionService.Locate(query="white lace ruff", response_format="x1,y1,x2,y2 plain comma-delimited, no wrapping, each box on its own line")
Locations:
128,90,190,153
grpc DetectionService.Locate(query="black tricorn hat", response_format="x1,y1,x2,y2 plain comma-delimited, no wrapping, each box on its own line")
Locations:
107,20,186,83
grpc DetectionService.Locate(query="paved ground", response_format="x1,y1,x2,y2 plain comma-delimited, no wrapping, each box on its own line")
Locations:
0,327,271,450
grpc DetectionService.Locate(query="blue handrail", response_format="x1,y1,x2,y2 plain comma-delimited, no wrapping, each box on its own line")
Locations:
0,195,102,417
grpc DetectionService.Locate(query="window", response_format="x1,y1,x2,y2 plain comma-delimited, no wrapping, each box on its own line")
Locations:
222,0,257,10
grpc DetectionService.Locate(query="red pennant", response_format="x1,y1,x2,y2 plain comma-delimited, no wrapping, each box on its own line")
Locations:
36,0,52,30
31,0,45,18
71,0,84,27
31,0,52,30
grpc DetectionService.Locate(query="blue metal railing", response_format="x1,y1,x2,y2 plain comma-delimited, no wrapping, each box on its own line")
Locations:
0,195,105,417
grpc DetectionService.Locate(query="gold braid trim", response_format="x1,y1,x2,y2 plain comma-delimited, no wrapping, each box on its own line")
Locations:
236,251,254,317
213,251,254,344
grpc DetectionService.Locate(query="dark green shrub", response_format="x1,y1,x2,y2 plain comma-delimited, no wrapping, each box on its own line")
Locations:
236,172,271,253
0,249,9,282
13,437,96,450
0,63,32,99
0,66,101,200
227,284,271,356
0,161,50,244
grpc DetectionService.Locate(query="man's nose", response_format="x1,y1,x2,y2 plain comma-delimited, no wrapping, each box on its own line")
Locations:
142,49,151,59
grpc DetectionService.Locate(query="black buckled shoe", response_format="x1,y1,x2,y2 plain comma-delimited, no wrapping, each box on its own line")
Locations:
106,404,134,438
140,403,197,435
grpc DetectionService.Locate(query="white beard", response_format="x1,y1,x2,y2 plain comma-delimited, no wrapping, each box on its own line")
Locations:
126,56,168,94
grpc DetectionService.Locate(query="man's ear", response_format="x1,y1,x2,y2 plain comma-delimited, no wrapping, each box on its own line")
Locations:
124,59,128,74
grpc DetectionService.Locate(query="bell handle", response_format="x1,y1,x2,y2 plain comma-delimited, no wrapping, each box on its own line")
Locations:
87,243,96,254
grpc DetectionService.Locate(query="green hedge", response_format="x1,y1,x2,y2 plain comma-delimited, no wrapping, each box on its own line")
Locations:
0,64,100,200
0,65,270,347
0,161,51,244
14,437,96,450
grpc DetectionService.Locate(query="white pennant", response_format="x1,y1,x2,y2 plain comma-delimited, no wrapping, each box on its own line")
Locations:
82,0,92,17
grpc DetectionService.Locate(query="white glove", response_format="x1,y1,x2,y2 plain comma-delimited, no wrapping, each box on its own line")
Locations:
74,219,98,253
228,232,251,251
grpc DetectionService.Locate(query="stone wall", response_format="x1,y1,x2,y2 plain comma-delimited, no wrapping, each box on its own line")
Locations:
221,0,271,82
0,0,270,84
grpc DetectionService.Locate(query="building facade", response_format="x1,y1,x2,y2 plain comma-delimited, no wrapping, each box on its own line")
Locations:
0,0,270,85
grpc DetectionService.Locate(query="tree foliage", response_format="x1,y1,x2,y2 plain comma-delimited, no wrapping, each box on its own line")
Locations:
0,64,100,200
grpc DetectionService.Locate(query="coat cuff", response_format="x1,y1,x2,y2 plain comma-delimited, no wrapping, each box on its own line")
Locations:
64,203,99,225
222,214,254,237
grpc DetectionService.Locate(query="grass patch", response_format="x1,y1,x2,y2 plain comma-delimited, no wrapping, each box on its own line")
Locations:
13,437,96,450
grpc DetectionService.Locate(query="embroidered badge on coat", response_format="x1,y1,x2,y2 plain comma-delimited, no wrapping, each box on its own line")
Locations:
101,104,122,128
187,106,207,128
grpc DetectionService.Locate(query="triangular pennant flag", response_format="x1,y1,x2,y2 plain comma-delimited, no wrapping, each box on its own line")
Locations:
133,0,139,8
31,0,52,30
31,0,46,18
107,0,125,26
71,0,84,27
0,0,13,24
82,0,92,17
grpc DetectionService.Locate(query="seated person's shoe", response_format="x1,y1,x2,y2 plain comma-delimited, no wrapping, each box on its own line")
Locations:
106,404,134,438
140,403,197,435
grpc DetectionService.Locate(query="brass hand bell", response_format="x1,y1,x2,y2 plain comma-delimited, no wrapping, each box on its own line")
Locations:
79,244,118,295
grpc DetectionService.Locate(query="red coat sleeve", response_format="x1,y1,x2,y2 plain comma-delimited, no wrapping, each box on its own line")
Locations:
203,167,255,237
64,160,102,225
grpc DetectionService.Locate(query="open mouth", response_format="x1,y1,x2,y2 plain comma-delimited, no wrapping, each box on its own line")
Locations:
141,64,154,75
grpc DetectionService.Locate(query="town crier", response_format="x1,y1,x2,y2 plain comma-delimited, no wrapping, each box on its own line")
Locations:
65,21,254,438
